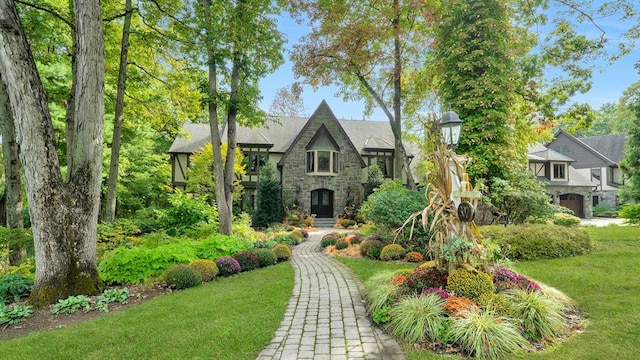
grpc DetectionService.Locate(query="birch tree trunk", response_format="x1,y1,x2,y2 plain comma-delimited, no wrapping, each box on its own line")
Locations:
104,0,133,222
0,0,105,306
0,75,24,265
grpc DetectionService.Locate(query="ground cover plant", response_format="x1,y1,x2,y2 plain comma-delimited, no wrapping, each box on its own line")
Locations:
0,263,294,359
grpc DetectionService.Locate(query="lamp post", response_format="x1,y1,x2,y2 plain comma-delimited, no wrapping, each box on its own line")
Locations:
439,109,463,148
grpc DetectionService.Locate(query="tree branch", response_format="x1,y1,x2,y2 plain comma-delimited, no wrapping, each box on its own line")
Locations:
129,61,169,86
16,0,73,29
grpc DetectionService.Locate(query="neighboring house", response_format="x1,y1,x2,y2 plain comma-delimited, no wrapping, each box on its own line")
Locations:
548,130,626,210
528,143,596,218
168,101,413,220
528,129,627,218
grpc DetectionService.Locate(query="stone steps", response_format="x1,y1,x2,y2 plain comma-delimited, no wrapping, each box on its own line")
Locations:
313,218,336,228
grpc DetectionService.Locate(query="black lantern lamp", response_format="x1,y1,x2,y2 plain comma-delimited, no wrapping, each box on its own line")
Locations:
439,109,463,148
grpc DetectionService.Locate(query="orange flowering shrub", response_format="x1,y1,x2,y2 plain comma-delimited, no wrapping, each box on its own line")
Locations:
444,296,478,316
392,275,408,285
405,251,424,263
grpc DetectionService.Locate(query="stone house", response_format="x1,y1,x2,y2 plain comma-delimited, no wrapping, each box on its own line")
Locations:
168,101,413,222
529,129,627,218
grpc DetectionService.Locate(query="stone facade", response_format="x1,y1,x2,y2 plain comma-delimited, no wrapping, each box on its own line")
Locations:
279,104,364,218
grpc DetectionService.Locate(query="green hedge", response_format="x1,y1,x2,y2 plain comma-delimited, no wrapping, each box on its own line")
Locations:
480,224,594,260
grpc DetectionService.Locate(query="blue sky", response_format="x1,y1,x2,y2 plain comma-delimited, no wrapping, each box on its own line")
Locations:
259,6,640,121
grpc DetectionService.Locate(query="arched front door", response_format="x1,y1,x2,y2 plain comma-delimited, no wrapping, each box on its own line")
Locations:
311,189,334,218
560,193,584,218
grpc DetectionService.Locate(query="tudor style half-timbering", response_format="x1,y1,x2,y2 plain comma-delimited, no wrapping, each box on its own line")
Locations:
548,130,626,210
168,101,414,220
528,130,628,218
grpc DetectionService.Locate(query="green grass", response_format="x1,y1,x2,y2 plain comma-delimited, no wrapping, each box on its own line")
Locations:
0,262,294,360
339,226,640,360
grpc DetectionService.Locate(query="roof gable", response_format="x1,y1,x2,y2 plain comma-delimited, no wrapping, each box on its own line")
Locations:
548,129,614,168
277,100,366,167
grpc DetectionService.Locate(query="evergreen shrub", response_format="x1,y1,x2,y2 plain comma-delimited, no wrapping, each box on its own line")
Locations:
188,259,219,282
552,213,581,227
481,224,594,260
380,244,407,261
446,268,495,301
164,264,202,289
252,248,277,267
335,238,349,250
360,240,384,260
272,244,292,261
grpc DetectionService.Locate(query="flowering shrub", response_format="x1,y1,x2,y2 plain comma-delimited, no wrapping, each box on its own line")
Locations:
404,267,448,295
392,275,407,285
405,251,424,263
233,251,260,272
444,296,478,316
422,287,449,300
345,234,362,244
490,264,541,293
215,256,242,276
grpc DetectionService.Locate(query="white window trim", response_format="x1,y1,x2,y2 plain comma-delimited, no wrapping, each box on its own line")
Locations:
551,162,568,181
306,150,339,176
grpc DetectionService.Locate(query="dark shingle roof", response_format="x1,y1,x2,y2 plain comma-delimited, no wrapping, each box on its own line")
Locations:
169,117,398,155
578,133,626,163
528,143,574,162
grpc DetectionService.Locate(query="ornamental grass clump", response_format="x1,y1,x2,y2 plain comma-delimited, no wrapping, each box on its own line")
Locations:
189,259,219,282
215,256,242,277
380,244,407,261
164,264,202,289
389,293,446,343
448,308,527,360
507,288,567,340
365,271,402,314
272,244,292,261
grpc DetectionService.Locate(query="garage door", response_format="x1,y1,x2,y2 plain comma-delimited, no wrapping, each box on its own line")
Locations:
559,194,584,218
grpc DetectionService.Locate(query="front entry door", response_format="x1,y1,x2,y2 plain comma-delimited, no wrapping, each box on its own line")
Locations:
311,189,334,218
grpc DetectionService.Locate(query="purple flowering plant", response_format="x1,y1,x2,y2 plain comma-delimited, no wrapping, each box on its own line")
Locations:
215,256,242,276
421,287,449,300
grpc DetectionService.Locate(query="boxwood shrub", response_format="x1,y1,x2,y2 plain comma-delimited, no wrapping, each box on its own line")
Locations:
480,224,594,260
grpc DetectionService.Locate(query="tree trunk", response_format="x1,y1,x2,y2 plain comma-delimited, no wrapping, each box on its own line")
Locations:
0,75,24,265
104,0,133,223
65,1,77,181
392,0,416,190
0,0,105,306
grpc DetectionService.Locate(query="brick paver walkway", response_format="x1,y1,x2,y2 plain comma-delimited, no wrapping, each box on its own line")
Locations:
256,229,405,360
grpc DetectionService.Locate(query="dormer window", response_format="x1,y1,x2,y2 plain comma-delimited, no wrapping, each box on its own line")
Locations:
305,125,340,176
551,162,567,181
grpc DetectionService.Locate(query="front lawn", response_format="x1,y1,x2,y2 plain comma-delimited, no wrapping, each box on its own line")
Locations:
339,226,640,360
0,262,294,360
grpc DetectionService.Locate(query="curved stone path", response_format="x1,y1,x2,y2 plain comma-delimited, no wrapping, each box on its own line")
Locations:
257,229,405,360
